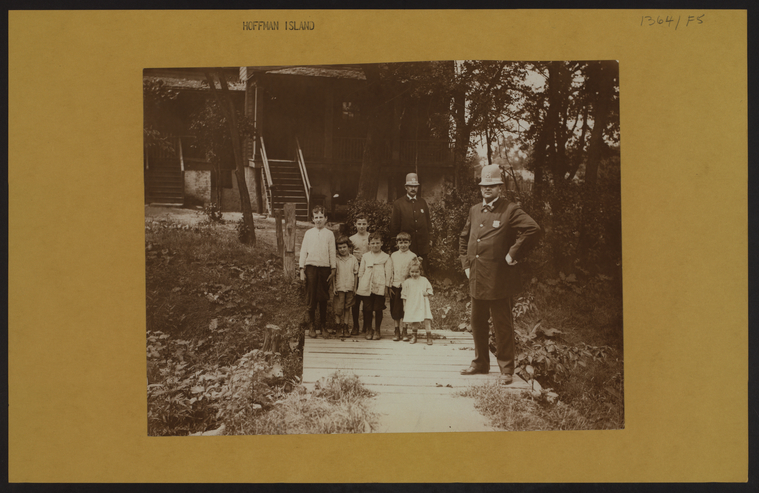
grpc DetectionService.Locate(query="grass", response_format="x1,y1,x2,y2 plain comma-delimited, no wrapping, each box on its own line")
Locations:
145,218,304,358
240,372,379,435
460,385,594,431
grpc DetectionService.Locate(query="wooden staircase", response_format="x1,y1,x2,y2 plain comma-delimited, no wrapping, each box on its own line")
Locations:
145,157,183,206
260,137,311,222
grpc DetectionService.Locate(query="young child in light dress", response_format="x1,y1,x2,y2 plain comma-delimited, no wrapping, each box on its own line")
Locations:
401,258,434,345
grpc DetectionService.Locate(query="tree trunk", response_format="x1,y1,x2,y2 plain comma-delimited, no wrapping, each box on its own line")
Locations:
356,65,389,200
205,71,257,245
356,109,382,200
452,87,471,189
584,61,615,186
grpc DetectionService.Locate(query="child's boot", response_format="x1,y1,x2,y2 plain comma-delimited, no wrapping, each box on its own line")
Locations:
402,326,409,342
365,329,373,340
373,327,381,340
426,331,433,345
393,327,401,341
410,330,418,344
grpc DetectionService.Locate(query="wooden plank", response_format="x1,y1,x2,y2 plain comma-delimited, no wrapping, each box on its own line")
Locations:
304,370,520,384
274,208,284,257
361,385,526,395
304,355,476,364
303,375,530,394
283,203,296,278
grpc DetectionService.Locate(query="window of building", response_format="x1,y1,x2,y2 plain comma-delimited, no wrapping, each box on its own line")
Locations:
342,102,359,120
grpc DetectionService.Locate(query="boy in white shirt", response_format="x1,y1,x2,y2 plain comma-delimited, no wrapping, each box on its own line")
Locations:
389,231,417,341
299,206,336,339
356,232,393,340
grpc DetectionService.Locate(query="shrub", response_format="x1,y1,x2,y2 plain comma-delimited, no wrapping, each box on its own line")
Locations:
198,202,224,224
236,216,251,243
147,330,289,436
428,182,481,276
345,199,393,251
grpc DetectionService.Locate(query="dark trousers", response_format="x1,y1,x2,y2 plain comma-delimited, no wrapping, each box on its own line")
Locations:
305,265,329,328
470,296,515,375
362,293,385,331
419,255,430,278
352,296,363,329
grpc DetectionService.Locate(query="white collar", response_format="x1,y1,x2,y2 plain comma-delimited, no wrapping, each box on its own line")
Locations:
407,194,417,201
482,197,499,207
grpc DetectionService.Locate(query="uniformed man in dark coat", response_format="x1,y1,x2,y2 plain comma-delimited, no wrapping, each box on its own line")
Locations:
459,164,541,384
390,173,432,274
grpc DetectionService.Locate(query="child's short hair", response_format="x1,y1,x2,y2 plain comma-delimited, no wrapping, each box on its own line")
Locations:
354,214,368,223
311,205,326,217
396,231,412,242
336,236,353,250
368,232,383,244
406,257,424,277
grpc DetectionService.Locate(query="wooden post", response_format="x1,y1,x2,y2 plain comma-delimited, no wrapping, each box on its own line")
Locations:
275,209,284,257
283,203,297,278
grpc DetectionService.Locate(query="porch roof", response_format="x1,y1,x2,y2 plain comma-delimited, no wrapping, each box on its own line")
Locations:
241,65,365,81
144,76,245,92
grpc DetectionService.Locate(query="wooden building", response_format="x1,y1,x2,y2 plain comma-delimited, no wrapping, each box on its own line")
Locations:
144,64,455,221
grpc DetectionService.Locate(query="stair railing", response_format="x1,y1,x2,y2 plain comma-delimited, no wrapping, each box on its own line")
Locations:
259,136,274,215
295,137,312,213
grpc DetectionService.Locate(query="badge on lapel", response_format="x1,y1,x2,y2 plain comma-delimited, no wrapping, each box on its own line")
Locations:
493,220,501,228
420,209,424,213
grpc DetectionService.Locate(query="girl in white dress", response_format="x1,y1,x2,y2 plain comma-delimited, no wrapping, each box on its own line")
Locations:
401,258,434,345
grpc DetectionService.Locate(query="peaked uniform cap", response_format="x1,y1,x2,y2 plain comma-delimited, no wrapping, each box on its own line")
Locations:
405,173,420,186
479,165,504,185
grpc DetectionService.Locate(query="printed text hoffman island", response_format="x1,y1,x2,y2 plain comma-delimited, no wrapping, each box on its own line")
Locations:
243,21,315,31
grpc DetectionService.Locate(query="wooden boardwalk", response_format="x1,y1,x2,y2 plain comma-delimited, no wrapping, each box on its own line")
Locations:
303,328,531,395
302,318,532,433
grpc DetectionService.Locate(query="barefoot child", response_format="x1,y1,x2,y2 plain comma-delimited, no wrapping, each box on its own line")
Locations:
401,258,434,345
389,231,417,341
333,236,359,338
349,216,370,335
299,206,336,339
356,232,392,340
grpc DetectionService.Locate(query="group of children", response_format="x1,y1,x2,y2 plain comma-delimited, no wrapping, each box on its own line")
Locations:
298,206,434,345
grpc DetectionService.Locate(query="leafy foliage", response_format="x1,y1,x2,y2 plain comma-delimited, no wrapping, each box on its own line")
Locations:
145,217,305,435
511,320,613,385
143,78,180,153
428,179,481,276
198,203,224,224
188,99,255,171
344,199,393,251
236,216,252,244
147,331,287,436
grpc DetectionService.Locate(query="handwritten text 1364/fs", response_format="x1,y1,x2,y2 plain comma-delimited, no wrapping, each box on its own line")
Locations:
641,14,704,30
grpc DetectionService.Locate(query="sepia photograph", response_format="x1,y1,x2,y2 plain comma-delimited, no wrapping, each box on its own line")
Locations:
144,61,622,435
